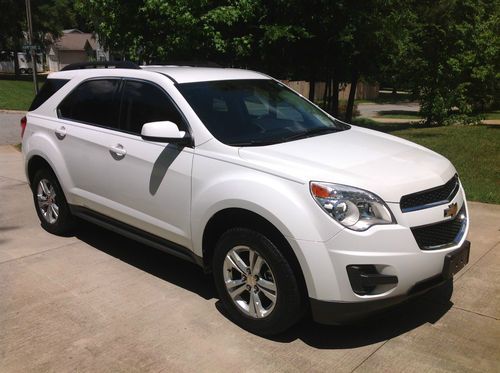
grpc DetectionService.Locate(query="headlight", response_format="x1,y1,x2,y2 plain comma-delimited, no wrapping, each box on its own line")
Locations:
310,181,395,231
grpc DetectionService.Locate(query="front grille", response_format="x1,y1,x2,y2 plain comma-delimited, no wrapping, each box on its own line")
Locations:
400,174,460,212
411,206,466,250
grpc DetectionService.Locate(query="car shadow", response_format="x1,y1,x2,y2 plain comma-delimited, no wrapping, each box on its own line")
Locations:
74,221,453,348
267,281,453,348
75,221,216,300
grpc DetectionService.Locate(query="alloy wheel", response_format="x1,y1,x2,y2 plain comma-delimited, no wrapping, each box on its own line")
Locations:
223,245,277,318
36,178,59,224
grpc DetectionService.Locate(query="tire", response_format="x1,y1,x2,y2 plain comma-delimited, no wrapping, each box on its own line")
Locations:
213,228,305,335
20,68,26,74
32,168,75,235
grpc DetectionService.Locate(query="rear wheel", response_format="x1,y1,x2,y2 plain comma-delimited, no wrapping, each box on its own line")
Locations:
32,168,74,235
213,228,304,335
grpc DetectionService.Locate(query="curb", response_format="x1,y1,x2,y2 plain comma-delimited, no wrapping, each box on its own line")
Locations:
0,109,26,114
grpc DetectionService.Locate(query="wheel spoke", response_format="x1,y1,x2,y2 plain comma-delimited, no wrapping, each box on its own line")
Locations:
253,291,267,318
248,249,256,272
40,180,50,195
229,282,246,300
48,186,56,198
259,286,276,303
252,255,264,274
226,256,244,275
225,278,245,290
38,197,49,208
248,291,258,317
257,278,276,292
50,204,59,219
229,250,248,274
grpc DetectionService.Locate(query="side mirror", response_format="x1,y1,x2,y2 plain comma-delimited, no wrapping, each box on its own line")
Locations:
141,121,191,146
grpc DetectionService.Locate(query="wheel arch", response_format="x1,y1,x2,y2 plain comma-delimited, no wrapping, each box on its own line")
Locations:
202,208,309,298
27,155,53,188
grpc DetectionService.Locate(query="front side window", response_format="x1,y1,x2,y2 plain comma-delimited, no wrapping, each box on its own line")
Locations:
120,80,184,134
58,79,120,128
177,79,348,146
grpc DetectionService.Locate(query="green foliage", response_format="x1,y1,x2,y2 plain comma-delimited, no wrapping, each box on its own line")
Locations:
390,0,500,125
0,0,78,50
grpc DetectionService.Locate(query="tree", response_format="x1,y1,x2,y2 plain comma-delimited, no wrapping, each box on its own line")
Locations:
390,0,500,124
0,0,78,75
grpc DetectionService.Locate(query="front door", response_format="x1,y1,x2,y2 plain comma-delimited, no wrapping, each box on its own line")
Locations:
58,78,193,248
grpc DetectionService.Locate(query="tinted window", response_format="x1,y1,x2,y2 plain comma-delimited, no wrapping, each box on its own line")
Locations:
58,79,120,128
177,80,348,146
120,80,184,134
29,78,69,111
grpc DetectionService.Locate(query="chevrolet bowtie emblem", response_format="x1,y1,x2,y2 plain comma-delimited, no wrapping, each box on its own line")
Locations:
444,202,458,218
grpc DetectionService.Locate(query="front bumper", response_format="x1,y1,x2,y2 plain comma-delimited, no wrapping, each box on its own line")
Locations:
310,240,470,324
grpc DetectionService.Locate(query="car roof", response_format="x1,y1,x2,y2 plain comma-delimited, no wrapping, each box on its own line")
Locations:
141,66,269,83
47,65,270,84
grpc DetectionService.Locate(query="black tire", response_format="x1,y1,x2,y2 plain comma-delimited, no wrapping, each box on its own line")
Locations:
213,228,305,335
32,168,75,235
20,68,26,74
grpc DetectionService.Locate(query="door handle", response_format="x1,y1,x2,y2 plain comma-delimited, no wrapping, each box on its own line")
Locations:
109,143,127,158
55,126,66,140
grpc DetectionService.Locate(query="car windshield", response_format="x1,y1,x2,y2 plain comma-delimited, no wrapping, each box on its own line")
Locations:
177,79,349,146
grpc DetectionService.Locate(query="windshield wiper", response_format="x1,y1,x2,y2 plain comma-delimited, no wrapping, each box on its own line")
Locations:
230,139,283,147
229,127,343,147
282,127,342,142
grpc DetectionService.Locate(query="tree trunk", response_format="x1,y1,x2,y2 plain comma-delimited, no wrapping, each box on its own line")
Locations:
331,76,339,118
345,71,359,123
13,51,20,78
323,77,329,111
308,79,316,102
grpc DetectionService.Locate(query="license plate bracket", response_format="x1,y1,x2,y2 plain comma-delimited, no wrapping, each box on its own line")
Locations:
442,241,470,279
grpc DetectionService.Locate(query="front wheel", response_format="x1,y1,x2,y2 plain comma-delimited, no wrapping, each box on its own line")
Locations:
213,228,305,335
32,168,74,235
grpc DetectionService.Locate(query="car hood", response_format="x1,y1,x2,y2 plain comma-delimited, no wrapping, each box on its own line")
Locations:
238,126,456,202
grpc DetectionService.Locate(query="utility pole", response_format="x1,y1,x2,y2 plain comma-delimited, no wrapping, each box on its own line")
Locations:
25,0,39,93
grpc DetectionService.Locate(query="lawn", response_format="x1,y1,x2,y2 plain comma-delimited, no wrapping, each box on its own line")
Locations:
0,80,38,111
484,111,500,120
353,118,500,204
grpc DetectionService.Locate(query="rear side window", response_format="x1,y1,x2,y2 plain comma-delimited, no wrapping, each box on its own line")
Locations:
29,78,69,111
120,80,184,134
58,79,120,128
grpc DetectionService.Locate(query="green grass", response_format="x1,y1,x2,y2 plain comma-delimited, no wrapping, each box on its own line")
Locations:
0,80,38,111
353,118,500,204
377,110,422,120
484,111,500,120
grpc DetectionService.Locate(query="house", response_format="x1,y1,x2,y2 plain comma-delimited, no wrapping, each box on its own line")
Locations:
47,29,108,72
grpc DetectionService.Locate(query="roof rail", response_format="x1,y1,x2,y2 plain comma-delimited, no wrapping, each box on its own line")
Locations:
60,61,140,71
148,60,222,68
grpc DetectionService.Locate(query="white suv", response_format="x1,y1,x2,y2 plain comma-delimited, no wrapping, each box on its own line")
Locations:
22,62,470,335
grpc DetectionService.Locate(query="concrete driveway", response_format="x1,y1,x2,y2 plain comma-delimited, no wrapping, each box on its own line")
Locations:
1,144,499,372
0,111,24,145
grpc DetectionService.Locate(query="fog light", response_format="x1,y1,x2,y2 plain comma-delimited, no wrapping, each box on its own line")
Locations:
347,265,398,295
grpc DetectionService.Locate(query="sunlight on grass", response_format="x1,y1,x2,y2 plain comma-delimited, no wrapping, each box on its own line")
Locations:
0,80,39,111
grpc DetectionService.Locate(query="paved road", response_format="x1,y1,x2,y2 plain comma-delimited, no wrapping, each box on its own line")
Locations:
0,144,499,372
357,103,420,118
0,111,24,145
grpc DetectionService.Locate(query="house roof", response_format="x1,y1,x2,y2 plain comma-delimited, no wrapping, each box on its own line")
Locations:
53,31,97,51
